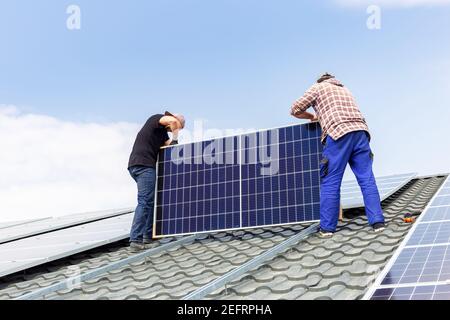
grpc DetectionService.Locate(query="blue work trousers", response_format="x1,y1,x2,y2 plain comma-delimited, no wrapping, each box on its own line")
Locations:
320,131,385,232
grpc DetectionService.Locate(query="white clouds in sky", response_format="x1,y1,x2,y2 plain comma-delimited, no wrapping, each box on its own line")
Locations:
335,0,450,8
0,105,140,223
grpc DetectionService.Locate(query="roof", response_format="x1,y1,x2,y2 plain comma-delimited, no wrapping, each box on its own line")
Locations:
0,175,446,300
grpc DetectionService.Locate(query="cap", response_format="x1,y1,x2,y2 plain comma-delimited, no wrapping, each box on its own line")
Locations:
165,111,186,129
317,72,335,83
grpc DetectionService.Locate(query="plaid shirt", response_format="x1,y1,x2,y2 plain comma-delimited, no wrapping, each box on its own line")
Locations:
291,78,370,143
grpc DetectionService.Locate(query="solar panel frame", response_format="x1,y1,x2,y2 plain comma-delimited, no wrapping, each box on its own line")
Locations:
363,175,450,300
153,122,322,238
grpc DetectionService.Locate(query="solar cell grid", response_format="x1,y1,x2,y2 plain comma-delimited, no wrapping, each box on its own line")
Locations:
340,173,416,209
380,245,450,286
431,195,450,207
407,221,450,246
241,124,321,228
365,176,450,300
422,206,450,222
155,137,241,236
439,187,450,196
372,284,450,300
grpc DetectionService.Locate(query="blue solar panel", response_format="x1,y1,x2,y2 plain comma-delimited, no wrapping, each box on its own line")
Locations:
365,176,450,300
372,284,450,300
431,195,450,207
380,245,450,286
154,123,322,237
155,136,241,236
241,124,322,228
422,206,450,222
407,221,450,246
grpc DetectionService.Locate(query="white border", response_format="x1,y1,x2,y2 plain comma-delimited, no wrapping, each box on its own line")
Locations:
363,175,450,300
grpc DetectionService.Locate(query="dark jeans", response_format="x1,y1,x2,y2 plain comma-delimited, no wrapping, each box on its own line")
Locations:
320,131,385,232
128,166,156,243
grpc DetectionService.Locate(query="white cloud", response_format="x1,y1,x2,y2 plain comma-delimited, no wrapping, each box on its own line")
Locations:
0,105,140,223
335,0,450,8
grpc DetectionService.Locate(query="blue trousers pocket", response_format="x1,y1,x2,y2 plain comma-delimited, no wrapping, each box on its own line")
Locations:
320,157,329,179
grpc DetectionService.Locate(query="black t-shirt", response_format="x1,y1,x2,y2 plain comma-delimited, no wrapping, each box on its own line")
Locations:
128,114,169,169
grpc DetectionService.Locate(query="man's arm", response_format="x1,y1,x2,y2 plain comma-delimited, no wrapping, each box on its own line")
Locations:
163,129,180,146
159,116,179,131
290,86,318,119
293,111,317,121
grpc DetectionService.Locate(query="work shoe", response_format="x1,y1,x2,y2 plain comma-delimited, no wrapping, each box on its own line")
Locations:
318,229,334,239
143,238,153,249
129,242,145,252
373,223,386,233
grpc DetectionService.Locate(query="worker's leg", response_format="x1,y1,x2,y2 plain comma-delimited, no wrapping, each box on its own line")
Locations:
144,177,157,241
348,131,385,226
320,134,353,232
129,166,156,243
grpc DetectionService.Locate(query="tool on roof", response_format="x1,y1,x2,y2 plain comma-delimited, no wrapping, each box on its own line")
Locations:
403,213,415,223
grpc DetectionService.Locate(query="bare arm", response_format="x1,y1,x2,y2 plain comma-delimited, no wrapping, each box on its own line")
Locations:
293,111,317,121
159,116,178,130
163,128,180,147
290,86,318,118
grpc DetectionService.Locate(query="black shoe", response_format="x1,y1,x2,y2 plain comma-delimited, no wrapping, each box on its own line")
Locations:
373,223,386,233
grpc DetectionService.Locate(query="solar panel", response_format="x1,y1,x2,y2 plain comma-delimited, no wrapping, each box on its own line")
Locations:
0,218,51,230
421,206,450,223
0,213,133,278
407,222,450,246
0,208,133,244
372,284,450,300
364,175,450,300
154,123,323,238
154,136,241,236
341,173,417,209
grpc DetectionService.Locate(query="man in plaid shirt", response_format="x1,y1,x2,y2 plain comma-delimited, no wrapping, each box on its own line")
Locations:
291,73,385,238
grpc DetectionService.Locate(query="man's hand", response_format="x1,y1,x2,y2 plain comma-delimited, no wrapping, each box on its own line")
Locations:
171,128,180,141
292,111,317,122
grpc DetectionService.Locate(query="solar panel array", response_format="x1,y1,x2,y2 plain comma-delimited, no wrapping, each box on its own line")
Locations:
341,173,417,209
154,123,323,238
0,213,134,278
364,175,450,300
0,208,134,244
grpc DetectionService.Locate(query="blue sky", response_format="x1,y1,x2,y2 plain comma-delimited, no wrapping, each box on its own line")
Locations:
1,0,450,221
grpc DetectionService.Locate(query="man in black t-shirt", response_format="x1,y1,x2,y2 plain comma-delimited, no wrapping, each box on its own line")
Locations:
128,111,185,251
